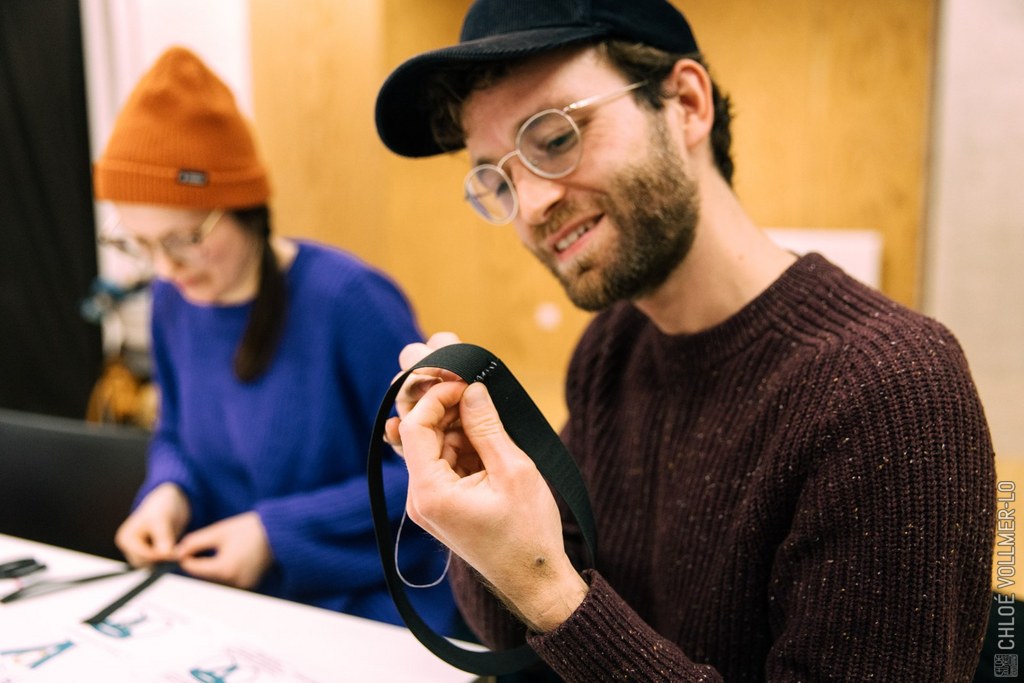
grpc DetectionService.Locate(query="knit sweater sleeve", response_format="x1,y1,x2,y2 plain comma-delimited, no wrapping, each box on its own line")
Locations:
253,266,424,598
758,324,995,681
135,282,210,524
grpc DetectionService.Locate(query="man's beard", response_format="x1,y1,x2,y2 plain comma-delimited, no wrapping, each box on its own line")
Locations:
532,118,700,312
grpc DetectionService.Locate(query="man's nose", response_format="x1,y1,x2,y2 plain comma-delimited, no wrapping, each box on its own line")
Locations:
511,164,566,226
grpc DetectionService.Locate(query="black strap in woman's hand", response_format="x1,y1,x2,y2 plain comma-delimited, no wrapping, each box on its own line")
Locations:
367,343,596,676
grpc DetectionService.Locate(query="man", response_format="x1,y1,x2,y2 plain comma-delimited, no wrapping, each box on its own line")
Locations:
374,1,996,680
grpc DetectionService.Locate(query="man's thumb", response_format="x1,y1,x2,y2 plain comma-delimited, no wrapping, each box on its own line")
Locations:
461,383,510,449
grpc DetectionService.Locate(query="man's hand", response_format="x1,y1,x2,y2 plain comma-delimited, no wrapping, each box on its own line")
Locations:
115,482,190,567
175,511,274,590
385,331,466,457
400,376,588,632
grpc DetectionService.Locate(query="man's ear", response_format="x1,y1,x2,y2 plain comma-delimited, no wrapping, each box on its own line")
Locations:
663,58,714,149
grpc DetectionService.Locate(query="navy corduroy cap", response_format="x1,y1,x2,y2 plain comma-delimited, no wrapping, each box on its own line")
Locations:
375,0,699,158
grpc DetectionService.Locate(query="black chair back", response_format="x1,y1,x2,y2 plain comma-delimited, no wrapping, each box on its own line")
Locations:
0,408,148,559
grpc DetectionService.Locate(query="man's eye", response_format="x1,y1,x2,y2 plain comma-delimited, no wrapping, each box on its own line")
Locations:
542,131,576,156
477,171,509,197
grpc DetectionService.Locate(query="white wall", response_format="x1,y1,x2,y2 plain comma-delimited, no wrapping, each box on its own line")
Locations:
924,0,1024,457
80,0,252,159
78,0,251,354
767,228,882,289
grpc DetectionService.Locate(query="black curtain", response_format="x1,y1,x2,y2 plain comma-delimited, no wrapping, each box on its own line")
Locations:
0,0,102,418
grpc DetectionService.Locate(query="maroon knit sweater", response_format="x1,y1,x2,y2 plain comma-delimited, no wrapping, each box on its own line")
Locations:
450,254,995,681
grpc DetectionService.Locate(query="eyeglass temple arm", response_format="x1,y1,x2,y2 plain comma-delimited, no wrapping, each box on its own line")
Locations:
563,81,645,113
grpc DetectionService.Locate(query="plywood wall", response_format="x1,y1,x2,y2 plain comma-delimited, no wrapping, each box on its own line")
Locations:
681,0,935,308
249,0,386,261
250,0,935,427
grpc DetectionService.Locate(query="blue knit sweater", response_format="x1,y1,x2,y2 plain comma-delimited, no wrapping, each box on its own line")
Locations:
141,241,459,633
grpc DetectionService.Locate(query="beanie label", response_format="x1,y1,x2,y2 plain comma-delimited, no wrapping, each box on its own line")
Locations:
177,169,208,187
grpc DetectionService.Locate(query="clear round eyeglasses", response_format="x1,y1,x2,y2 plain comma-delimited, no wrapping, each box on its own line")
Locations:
97,208,225,266
464,81,645,225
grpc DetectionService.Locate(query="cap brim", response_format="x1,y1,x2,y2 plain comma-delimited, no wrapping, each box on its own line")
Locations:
375,26,611,158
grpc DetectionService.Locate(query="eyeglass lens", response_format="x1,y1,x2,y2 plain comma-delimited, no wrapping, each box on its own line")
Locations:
465,110,583,224
466,167,514,223
463,81,645,225
518,111,582,176
99,210,221,264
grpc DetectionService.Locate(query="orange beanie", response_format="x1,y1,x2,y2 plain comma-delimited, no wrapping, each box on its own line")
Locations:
94,46,269,208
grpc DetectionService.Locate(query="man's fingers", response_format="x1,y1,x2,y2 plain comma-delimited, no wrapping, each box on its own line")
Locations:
384,416,404,455
426,331,461,348
459,383,521,477
399,343,436,371
398,331,463,371
403,373,443,400
399,381,468,479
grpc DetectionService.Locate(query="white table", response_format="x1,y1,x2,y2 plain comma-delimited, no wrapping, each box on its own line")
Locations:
0,534,482,682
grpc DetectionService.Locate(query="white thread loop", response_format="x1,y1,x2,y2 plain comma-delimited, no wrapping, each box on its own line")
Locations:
395,509,452,589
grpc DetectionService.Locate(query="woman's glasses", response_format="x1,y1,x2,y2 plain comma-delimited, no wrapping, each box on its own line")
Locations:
97,208,224,265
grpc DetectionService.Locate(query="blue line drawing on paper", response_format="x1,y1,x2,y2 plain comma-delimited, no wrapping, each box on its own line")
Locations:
90,613,148,639
0,640,74,670
190,662,239,682
88,605,174,640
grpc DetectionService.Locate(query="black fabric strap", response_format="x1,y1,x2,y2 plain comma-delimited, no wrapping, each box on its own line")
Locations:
368,343,596,676
0,566,133,604
82,562,177,625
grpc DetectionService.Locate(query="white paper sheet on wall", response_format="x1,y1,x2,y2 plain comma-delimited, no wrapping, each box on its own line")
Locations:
766,228,883,289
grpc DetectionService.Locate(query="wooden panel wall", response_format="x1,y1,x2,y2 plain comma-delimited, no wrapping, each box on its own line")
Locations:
249,0,387,262
250,0,935,428
681,0,935,308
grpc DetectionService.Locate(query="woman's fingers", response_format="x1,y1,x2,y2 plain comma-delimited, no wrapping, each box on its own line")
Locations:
398,331,462,371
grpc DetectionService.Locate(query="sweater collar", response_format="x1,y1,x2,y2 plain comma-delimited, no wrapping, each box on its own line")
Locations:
638,252,843,371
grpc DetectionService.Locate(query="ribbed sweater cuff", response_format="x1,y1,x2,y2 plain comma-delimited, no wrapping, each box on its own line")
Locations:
140,445,205,521
527,570,719,682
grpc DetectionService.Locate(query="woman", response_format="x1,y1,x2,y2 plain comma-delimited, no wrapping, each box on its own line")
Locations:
95,46,459,634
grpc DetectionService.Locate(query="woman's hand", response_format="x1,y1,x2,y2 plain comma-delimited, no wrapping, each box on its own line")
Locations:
115,482,190,567
175,511,273,590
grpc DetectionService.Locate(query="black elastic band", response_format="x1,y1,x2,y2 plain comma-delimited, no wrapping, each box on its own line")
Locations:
368,343,596,676
82,562,177,625
0,566,133,604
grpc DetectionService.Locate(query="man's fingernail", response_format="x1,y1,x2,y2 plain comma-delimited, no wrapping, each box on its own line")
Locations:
464,382,488,407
